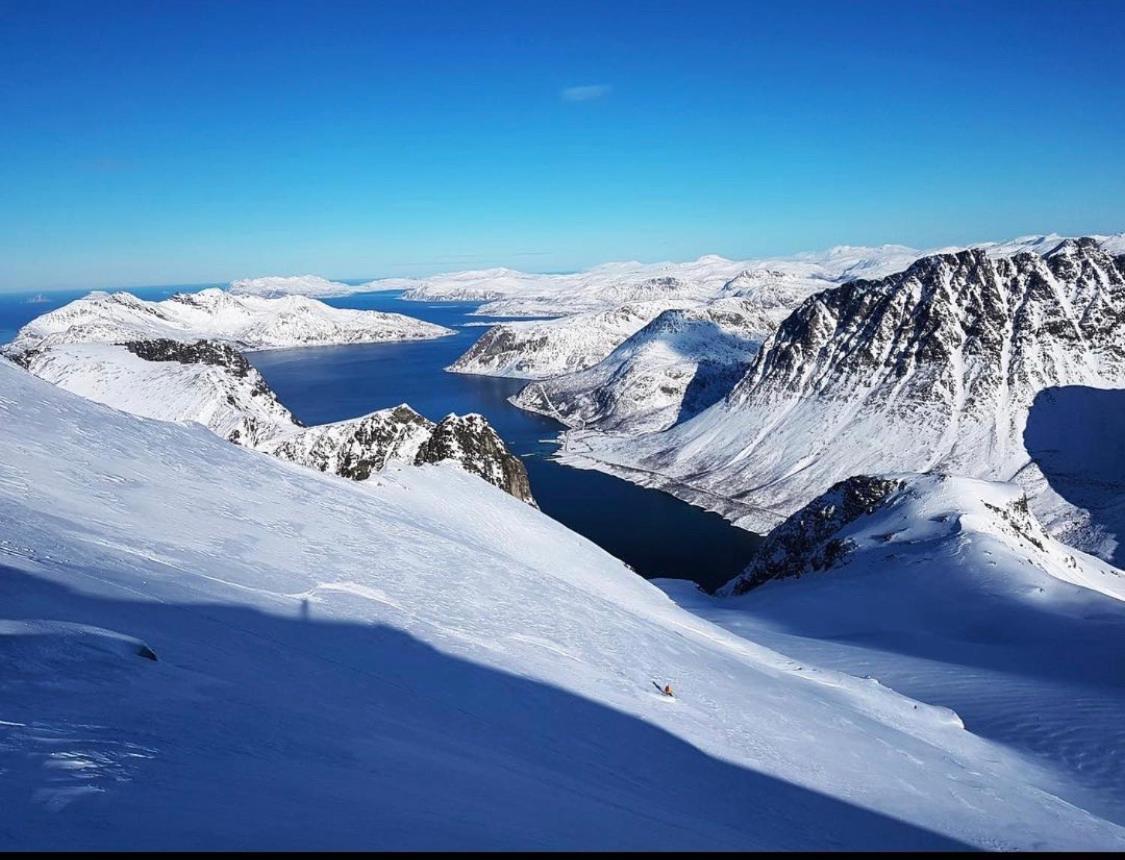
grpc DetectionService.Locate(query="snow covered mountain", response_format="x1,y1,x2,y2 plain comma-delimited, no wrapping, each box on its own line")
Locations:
2,360,1122,849
7,288,452,353
447,301,693,379
721,473,1124,598
560,239,1125,559
218,233,1125,320
402,247,925,318
5,296,531,501
512,299,770,433
229,274,357,298
260,404,433,479
13,339,300,445
663,473,1125,823
261,406,535,504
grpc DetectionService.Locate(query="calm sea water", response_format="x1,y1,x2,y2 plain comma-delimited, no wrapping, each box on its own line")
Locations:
1,286,761,590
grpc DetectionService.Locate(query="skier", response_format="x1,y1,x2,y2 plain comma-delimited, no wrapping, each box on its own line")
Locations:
662,683,674,698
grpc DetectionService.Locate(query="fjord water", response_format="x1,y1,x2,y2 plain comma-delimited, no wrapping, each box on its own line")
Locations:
0,287,762,590
251,291,763,590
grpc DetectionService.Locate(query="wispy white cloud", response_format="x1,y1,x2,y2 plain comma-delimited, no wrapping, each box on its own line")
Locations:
560,84,611,102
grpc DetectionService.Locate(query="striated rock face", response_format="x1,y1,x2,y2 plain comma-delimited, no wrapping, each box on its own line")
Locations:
729,239,1125,408
570,239,1125,555
721,476,903,595
414,414,535,505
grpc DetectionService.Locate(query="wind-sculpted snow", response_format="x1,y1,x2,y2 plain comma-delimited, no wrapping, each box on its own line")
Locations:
512,299,770,433
7,287,452,353
2,362,1123,849
668,473,1125,823
562,240,1125,557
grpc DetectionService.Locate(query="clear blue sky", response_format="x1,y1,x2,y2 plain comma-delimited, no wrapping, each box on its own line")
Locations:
2,0,1124,290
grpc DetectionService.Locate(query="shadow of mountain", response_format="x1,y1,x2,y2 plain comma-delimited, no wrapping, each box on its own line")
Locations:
1025,385,1125,565
673,323,759,427
677,357,755,425
0,565,964,851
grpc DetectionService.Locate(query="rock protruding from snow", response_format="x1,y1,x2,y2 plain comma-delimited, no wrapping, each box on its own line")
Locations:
414,413,536,504
721,473,1125,601
261,405,433,481
721,476,904,595
9,313,533,501
512,299,770,433
7,287,452,354
262,406,535,504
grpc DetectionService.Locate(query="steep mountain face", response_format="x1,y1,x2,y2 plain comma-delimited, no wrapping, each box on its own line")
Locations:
512,299,770,433
414,413,535,504
563,240,1125,553
7,288,453,353
13,340,299,445
261,406,536,504
3,362,1122,849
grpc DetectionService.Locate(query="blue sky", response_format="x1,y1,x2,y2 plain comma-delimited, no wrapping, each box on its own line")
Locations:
1,0,1124,290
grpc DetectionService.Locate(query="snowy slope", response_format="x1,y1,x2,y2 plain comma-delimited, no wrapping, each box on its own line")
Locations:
7,288,452,353
1,361,1122,849
512,299,769,433
661,473,1125,824
560,240,1125,551
15,340,299,444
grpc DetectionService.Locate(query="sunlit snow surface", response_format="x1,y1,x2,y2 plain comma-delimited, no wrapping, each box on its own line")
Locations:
657,474,1125,827
1,361,1123,849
